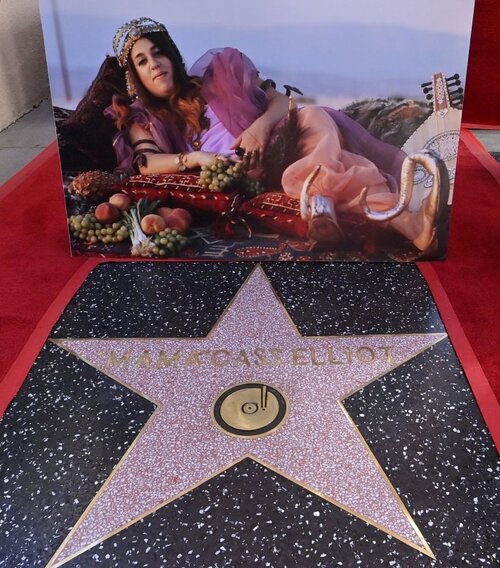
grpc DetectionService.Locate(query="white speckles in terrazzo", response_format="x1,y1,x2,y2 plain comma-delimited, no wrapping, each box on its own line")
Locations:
54,267,444,563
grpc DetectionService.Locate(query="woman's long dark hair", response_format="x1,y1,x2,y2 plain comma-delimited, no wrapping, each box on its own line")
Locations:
113,31,208,145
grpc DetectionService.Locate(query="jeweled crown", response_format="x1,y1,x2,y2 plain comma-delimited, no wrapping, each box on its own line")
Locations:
113,18,168,67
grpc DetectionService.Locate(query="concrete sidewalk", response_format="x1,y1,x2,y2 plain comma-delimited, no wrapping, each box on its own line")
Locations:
0,100,56,186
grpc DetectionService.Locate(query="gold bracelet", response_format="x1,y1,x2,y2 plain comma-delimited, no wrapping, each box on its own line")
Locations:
176,152,188,171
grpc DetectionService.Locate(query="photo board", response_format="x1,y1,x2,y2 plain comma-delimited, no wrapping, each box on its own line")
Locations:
39,0,475,261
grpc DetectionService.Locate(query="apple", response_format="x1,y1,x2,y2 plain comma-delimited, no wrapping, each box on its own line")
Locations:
109,193,132,210
140,214,166,235
95,202,121,223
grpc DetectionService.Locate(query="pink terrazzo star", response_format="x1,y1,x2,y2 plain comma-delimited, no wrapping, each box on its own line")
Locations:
50,267,444,565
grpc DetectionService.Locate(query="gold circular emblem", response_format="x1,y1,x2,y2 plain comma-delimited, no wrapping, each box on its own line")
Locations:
212,382,289,438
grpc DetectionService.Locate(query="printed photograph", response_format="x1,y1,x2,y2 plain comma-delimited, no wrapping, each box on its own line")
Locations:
39,0,475,261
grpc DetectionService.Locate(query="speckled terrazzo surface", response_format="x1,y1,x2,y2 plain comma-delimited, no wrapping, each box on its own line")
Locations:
0,342,155,567
0,262,498,568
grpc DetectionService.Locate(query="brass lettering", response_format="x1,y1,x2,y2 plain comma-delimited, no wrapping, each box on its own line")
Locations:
269,348,283,366
105,350,131,369
211,349,231,367
344,347,352,364
356,347,376,364
253,348,268,366
380,347,393,364
292,348,309,365
136,350,152,369
310,348,326,366
327,346,342,364
157,350,181,368
185,351,203,366
235,350,251,366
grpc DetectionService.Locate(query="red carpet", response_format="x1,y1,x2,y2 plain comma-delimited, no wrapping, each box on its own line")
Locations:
430,133,500,402
0,144,87,409
462,0,500,128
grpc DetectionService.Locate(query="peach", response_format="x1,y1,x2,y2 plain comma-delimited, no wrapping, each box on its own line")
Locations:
163,208,192,233
156,206,173,220
95,202,122,223
140,214,166,235
109,193,132,211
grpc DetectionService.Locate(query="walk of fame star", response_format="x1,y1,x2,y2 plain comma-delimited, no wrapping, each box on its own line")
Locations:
48,267,445,566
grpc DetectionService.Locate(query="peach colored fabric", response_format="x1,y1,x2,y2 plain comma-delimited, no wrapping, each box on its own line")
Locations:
282,106,398,215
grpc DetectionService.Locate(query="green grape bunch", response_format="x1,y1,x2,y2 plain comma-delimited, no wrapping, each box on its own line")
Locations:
67,213,129,245
151,228,189,257
242,177,265,196
199,158,244,192
199,157,264,196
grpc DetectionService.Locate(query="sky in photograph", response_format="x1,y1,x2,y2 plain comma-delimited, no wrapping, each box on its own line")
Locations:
40,0,474,34
39,0,476,106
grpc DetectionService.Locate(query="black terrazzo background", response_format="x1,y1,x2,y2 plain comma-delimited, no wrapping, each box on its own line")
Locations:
51,263,254,339
262,263,445,335
0,342,155,567
344,339,499,567
51,262,444,338
64,458,430,568
1,262,498,568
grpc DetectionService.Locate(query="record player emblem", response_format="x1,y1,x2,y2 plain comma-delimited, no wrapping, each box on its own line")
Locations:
212,382,289,438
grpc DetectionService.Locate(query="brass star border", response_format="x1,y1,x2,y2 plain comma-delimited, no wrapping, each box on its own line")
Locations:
46,266,444,566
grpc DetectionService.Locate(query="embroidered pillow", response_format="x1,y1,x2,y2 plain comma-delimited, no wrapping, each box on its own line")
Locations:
240,192,308,238
111,173,239,216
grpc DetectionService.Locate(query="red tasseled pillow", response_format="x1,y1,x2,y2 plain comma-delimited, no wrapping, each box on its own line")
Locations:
240,192,308,238
111,173,240,216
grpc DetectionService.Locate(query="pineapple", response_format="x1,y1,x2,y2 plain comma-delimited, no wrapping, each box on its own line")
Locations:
69,170,120,199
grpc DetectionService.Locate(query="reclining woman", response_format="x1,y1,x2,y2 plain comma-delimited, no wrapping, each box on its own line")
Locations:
106,17,441,253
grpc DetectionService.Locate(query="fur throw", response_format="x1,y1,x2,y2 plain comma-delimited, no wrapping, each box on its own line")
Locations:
342,97,432,148
57,56,126,172
261,108,306,189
